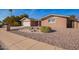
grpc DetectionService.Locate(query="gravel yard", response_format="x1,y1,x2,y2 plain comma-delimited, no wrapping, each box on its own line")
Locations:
11,28,79,50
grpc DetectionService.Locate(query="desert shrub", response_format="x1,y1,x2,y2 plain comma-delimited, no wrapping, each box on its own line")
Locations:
40,26,51,33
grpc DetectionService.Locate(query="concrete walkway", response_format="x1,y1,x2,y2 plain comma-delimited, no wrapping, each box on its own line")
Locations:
0,28,63,50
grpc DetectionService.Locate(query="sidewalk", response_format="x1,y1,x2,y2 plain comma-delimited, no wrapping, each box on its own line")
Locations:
0,28,63,50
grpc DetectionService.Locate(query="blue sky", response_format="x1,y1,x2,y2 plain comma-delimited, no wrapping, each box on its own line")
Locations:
0,9,79,21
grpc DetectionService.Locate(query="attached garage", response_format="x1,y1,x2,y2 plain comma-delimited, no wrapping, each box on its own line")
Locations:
22,21,30,26
20,17,31,26
20,17,41,27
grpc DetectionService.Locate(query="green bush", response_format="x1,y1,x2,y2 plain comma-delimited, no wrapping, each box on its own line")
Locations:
40,26,51,33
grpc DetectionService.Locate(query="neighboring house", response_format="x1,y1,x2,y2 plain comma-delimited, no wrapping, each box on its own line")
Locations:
41,14,79,29
20,17,41,26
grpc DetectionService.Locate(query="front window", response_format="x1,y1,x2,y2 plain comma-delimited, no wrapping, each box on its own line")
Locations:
48,18,56,23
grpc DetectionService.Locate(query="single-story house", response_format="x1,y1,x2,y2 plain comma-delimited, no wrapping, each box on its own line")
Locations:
41,14,79,29
20,14,79,29
20,17,41,26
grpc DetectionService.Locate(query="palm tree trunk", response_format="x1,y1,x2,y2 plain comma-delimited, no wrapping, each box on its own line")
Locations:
6,9,12,31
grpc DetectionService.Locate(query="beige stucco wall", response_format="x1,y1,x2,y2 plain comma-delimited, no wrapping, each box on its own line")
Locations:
77,22,79,28
73,21,79,29
74,22,79,29
41,17,67,29
74,21,77,28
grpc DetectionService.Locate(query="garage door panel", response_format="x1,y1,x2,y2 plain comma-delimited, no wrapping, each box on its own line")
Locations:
23,22,30,26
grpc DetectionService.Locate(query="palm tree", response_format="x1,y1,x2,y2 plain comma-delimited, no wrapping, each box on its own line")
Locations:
7,9,12,31
9,9,12,16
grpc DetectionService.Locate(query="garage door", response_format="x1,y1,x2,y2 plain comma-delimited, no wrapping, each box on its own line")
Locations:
22,22,31,26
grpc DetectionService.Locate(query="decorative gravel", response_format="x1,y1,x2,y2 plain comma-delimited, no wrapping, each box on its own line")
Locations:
11,28,79,50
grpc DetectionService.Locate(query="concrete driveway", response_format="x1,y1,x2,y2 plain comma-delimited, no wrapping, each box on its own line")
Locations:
0,28,63,50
